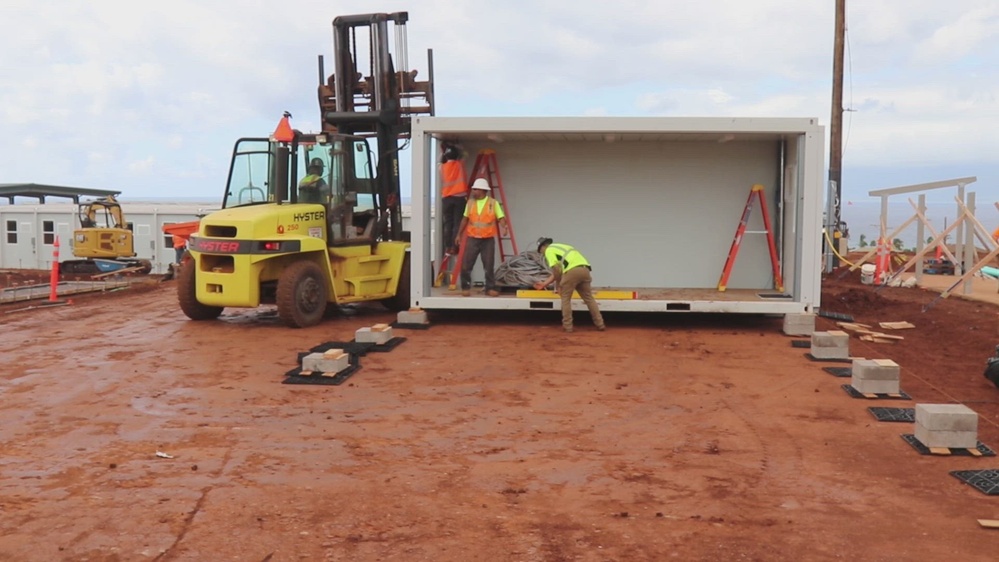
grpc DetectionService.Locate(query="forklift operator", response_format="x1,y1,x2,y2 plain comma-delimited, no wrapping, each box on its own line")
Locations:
298,158,330,204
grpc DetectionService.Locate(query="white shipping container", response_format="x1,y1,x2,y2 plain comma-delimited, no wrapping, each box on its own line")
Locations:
408,116,824,315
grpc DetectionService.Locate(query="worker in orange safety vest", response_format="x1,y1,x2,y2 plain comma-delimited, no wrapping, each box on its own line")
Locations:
455,177,508,297
439,142,468,254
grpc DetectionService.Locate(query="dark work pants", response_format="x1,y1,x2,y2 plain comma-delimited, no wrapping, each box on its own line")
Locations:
441,195,467,252
460,236,496,291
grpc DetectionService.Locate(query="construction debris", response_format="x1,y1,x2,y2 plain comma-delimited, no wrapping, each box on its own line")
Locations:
836,321,906,343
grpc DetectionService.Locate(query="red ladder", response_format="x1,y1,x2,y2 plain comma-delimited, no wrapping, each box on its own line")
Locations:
717,183,784,292
445,149,518,290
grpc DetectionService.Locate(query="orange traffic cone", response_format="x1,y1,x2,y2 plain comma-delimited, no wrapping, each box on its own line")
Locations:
874,238,890,285
934,243,943,261
49,236,60,302
272,111,294,143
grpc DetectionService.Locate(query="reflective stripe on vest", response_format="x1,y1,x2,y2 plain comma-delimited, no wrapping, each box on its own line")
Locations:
466,198,498,238
441,160,468,197
546,243,590,272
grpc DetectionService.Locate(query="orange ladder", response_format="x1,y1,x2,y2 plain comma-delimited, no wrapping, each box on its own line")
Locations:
717,183,784,292
444,149,518,290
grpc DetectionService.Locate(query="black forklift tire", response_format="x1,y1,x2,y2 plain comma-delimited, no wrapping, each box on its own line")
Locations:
277,260,328,328
177,260,224,321
985,361,999,389
382,253,411,312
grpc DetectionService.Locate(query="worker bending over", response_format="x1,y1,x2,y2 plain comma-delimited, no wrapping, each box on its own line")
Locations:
533,237,606,333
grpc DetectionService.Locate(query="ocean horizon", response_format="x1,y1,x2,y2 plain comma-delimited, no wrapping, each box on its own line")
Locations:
840,199,999,249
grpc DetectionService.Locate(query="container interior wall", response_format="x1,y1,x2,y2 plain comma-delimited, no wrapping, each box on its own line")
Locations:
453,138,787,289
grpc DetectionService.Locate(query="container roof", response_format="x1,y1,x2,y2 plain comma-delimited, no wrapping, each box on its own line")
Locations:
0,183,120,204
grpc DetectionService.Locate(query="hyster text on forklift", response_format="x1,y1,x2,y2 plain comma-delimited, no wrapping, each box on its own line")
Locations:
178,12,434,327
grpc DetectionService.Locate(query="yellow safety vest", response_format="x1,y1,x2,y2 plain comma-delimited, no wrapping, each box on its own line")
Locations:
544,243,590,272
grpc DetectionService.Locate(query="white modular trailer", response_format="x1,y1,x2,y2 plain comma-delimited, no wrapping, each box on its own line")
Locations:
0,202,214,274
408,116,825,314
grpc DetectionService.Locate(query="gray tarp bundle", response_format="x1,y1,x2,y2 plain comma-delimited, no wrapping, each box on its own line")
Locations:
495,250,550,288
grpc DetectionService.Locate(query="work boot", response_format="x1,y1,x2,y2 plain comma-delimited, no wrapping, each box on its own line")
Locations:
461,289,471,297
486,289,500,297
563,327,573,333
596,325,606,331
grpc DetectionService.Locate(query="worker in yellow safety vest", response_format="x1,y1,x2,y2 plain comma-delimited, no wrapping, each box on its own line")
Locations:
439,143,468,254
455,178,508,297
298,157,329,204
533,238,606,333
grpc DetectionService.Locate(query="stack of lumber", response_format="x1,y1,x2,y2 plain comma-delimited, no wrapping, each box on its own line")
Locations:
835,321,914,344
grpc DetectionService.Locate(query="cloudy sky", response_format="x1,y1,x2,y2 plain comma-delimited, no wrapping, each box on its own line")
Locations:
1,0,997,225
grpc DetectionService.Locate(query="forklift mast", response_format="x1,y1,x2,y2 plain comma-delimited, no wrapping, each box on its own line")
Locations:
318,12,435,241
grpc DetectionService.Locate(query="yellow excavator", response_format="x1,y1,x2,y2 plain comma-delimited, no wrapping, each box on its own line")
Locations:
62,196,152,275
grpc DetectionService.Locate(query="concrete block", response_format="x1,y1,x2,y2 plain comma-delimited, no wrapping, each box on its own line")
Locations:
356,326,392,345
811,330,849,348
783,313,815,336
851,377,900,395
914,404,978,431
810,345,850,360
397,308,429,325
302,349,349,374
852,359,900,381
914,425,978,449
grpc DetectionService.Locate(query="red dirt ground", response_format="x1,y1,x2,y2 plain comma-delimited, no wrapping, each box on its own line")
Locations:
2,264,999,561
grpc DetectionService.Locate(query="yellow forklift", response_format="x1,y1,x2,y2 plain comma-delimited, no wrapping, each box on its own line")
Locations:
178,12,434,327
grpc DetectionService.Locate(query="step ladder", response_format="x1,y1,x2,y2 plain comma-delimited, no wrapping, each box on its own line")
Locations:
443,149,518,290
717,183,784,292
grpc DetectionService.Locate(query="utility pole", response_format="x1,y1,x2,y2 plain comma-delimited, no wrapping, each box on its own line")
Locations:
826,0,846,272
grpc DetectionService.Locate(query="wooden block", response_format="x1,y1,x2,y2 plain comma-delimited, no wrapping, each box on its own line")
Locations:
880,321,915,330
320,371,337,378
929,447,952,455
299,370,314,376
871,337,897,344
969,448,983,457
874,359,897,367
977,519,999,529
837,322,872,330
863,393,877,399
372,323,390,331
873,333,904,340
323,349,347,359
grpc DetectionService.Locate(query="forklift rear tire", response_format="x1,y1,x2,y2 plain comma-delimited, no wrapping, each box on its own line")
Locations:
177,260,224,321
986,361,999,389
382,253,411,312
277,260,328,328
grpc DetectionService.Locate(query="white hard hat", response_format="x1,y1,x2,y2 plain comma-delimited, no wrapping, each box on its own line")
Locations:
470,178,491,191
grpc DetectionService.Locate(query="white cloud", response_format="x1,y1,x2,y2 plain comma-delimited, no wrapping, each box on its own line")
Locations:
0,0,996,199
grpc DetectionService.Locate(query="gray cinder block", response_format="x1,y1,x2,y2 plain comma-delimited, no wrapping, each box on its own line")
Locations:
302,349,349,374
397,308,429,325
356,324,392,344
851,359,900,394
914,404,978,449
783,313,815,336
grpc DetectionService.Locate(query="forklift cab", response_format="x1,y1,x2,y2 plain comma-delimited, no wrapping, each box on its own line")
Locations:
221,133,380,244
